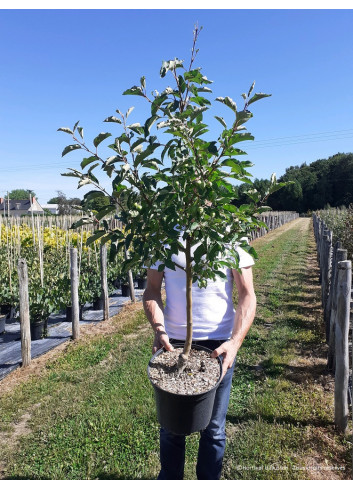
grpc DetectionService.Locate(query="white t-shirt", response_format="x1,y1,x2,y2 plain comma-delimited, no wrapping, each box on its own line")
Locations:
150,241,255,341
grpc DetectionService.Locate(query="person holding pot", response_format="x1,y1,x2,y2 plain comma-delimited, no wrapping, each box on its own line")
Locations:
143,242,256,480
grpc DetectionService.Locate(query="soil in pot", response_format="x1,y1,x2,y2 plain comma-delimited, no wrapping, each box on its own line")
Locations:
148,346,220,395
0,314,6,334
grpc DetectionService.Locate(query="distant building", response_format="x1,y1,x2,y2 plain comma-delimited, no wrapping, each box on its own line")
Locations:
0,197,44,217
41,204,59,215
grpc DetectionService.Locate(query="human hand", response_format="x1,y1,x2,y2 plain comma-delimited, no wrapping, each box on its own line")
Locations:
211,340,237,380
152,327,174,354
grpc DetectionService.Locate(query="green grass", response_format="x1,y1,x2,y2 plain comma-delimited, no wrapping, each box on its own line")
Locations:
0,218,351,480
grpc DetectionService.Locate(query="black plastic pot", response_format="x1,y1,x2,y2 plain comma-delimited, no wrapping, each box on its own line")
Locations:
66,305,84,321
30,320,46,340
0,314,6,334
121,284,130,297
93,297,104,310
113,279,121,289
147,343,223,435
137,278,147,290
0,304,16,319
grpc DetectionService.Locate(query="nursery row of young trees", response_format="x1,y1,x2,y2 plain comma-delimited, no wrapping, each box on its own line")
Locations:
0,215,144,326
316,205,353,259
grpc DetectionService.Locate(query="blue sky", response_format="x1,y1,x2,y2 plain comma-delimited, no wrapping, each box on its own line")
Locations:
0,7,352,204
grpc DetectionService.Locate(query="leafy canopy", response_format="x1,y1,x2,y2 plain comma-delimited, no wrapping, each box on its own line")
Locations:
58,26,282,288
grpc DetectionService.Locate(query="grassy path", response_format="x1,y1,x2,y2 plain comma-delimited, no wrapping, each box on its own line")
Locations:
0,218,351,480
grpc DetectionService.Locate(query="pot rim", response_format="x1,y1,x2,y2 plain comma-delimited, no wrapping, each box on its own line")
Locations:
147,342,223,398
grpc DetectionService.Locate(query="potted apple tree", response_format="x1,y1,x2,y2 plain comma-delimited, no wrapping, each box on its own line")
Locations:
58,26,284,434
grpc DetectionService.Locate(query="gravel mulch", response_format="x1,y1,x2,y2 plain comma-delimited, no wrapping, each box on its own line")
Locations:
148,347,221,395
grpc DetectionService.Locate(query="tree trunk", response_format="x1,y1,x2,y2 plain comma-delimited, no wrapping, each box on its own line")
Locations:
70,247,80,340
124,245,136,303
18,258,31,367
100,243,109,320
178,237,193,372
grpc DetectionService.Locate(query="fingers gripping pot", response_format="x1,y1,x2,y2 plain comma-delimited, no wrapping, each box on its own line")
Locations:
147,343,223,435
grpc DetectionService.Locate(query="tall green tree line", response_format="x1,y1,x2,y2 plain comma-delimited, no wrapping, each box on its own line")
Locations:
234,152,353,213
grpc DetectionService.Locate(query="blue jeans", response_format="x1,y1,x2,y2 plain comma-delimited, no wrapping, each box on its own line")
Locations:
157,339,236,480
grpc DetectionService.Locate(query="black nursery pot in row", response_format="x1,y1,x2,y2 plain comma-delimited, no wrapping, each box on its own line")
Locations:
0,304,16,319
121,284,130,297
30,320,47,340
65,305,84,322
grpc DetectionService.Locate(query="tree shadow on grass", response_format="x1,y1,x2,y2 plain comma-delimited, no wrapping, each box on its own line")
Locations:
226,411,334,429
94,472,156,480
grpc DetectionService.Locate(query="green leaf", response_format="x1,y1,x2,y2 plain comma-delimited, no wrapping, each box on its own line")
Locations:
86,230,107,245
134,143,159,166
123,86,144,97
57,127,73,135
193,243,206,264
81,156,99,169
221,159,242,173
105,155,121,166
160,58,184,78
161,139,176,162
141,159,159,170
209,243,221,261
214,116,227,129
207,141,218,155
62,144,81,157
189,106,208,122
236,110,253,125
151,94,168,116
126,107,134,118
190,96,211,107
144,115,159,137
197,87,212,93
131,138,146,152
93,132,111,148
61,171,80,178
201,76,213,85
77,127,84,139
216,96,237,112
95,205,116,220
77,177,92,188
88,163,99,173
84,190,106,202
248,81,255,98
104,116,122,123
228,133,255,145
184,69,203,84
178,75,186,93
247,92,272,106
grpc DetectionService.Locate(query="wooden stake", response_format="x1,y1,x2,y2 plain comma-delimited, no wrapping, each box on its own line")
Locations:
70,247,80,340
100,243,109,320
18,258,31,367
334,260,351,432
